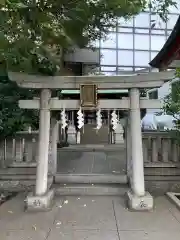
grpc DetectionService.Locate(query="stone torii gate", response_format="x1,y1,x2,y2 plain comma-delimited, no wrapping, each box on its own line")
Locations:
9,70,174,212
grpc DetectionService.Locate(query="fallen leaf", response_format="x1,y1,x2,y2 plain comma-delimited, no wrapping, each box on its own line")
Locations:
56,222,62,225
8,211,13,214
32,225,37,231
83,204,87,207
0,194,5,199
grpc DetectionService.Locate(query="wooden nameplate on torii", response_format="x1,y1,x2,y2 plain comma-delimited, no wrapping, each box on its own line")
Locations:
80,84,97,110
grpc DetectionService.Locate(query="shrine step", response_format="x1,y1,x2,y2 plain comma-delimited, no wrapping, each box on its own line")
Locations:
54,183,129,196
8,162,37,168
0,167,37,175
0,176,53,192
55,173,128,184
0,173,52,180
57,144,125,152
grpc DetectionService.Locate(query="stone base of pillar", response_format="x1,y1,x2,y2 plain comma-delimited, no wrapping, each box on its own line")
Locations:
126,190,154,211
25,189,55,212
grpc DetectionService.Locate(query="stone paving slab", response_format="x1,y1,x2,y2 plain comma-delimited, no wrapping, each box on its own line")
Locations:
53,196,117,230
119,230,180,240
169,204,180,222
0,229,49,240
0,194,180,240
48,229,119,240
0,193,60,232
114,196,180,232
57,151,126,174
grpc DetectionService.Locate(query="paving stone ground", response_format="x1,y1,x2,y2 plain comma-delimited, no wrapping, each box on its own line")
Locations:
0,193,180,240
57,149,126,174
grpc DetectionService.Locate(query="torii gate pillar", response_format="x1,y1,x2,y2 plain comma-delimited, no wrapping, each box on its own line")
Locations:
126,88,153,211
25,89,54,211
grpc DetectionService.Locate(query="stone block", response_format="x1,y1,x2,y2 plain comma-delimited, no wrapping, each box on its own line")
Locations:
25,189,55,212
166,192,180,210
126,190,154,211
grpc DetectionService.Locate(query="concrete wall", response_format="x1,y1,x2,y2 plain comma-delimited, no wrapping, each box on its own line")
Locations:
68,123,124,145
80,124,110,144
64,48,100,65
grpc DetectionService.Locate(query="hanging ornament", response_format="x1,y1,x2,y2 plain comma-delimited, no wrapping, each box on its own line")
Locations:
96,109,102,130
77,108,84,129
111,110,118,131
61,108,68,129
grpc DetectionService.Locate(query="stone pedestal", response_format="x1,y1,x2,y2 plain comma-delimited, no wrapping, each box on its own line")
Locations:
76,131,81,144
114,123,124,143
126,190,154,211
25,189,54,212
68,124,76,144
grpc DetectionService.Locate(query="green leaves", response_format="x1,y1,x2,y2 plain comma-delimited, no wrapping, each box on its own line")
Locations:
0,72,39,137
0,0,5,6
163,69,180,142
163,69,180,137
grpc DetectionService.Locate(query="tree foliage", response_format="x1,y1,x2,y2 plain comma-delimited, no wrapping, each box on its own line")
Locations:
163,68,180,142
164,68,180,117
0,70,39,137
0,0,178,136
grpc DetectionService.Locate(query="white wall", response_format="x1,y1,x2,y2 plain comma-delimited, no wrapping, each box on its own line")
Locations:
158,81,172,100
146,81,172,114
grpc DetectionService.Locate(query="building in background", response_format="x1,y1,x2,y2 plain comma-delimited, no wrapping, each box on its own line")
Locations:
90,2,179,114
95,2,179,76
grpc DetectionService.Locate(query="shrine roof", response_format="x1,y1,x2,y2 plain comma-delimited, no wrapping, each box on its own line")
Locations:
149,15,180,69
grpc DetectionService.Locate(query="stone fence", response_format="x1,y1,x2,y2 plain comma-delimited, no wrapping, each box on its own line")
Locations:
0,131,38,167
0,130,180,168
143,131,180,166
